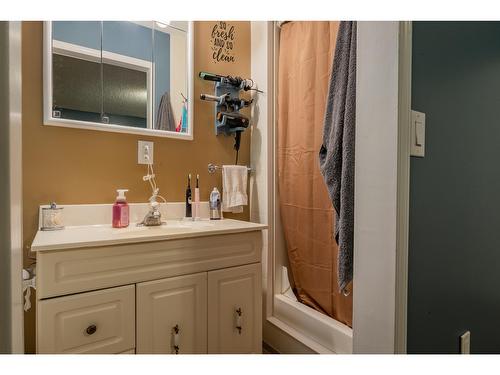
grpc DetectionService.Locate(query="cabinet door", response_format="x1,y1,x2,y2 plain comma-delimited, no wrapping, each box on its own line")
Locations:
136,272,207,354
207,263,262,353
37,285,135,354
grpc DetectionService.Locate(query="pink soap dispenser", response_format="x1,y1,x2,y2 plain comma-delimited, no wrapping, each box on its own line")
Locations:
112,189,129,228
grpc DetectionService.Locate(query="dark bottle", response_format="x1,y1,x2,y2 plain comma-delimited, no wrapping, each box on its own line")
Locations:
185,174,192,218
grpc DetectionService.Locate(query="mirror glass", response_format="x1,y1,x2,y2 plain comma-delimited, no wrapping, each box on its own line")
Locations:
48,21,191,138
101,21,151,128
52,21,103,123
153,22,189,132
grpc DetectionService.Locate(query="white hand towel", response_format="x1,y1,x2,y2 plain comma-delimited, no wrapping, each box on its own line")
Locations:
222,165,248,213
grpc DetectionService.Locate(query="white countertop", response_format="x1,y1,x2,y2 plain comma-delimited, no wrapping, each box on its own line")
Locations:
32,219,267,252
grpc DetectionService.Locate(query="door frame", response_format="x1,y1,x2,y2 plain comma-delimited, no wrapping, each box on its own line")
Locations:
8,20,24,354
352,21,413,354
0,21,24,354
353,20,413,354
395,21,412,354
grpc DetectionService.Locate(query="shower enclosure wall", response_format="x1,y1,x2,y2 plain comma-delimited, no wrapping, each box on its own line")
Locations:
250,21,408,354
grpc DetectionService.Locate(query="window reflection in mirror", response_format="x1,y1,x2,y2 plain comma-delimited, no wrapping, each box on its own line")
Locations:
50,21,189,136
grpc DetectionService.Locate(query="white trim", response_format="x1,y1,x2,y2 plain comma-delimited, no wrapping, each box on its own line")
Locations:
249,20,274,317
43,23,52,133
187,21,194,140
353,21,400,353
8,21,24,353
43,21,194,140
395,21,412,354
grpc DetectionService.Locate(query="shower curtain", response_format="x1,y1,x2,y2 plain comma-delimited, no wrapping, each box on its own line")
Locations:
277,21,352,326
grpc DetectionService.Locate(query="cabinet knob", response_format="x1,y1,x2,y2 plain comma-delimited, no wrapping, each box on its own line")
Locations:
235,308,242,335
85,324,97,336
172,324,180,354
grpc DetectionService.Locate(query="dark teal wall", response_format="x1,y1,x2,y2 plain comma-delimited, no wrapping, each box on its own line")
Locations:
409,21,500,353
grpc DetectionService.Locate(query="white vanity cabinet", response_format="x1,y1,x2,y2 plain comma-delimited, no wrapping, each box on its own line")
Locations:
33,222,266,355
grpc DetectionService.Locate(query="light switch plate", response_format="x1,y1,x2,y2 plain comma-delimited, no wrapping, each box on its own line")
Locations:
410,110,425,157
460,331,471,354
138,140,154,164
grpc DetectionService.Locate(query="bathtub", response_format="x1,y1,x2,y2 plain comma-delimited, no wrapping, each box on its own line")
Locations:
269,290,353,354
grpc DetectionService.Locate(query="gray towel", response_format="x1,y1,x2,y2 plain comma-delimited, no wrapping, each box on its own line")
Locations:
318,21,357,292
155,92,176,131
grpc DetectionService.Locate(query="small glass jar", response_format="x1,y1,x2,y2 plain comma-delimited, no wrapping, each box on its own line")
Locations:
41,202,64,231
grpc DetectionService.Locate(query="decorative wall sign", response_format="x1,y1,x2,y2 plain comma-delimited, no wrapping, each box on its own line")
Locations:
210,21,236,63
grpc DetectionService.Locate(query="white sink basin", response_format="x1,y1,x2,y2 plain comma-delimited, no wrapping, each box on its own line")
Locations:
106,219,216,236
107,219,215,233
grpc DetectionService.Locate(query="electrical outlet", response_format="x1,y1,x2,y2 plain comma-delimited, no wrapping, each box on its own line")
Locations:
138,140,154,164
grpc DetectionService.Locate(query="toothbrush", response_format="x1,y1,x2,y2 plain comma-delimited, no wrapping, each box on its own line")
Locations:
185,174,192,218
194,174,200,220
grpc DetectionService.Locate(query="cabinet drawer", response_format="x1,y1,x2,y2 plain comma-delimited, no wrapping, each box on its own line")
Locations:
37,285,135,354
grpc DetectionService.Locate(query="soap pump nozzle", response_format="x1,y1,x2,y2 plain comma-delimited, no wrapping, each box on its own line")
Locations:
116,189,129,201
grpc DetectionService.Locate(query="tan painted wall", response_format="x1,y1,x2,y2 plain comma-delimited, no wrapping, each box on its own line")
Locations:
22,21,251,353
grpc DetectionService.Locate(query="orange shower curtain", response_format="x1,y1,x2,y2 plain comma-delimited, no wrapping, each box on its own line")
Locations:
277,21,352,326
